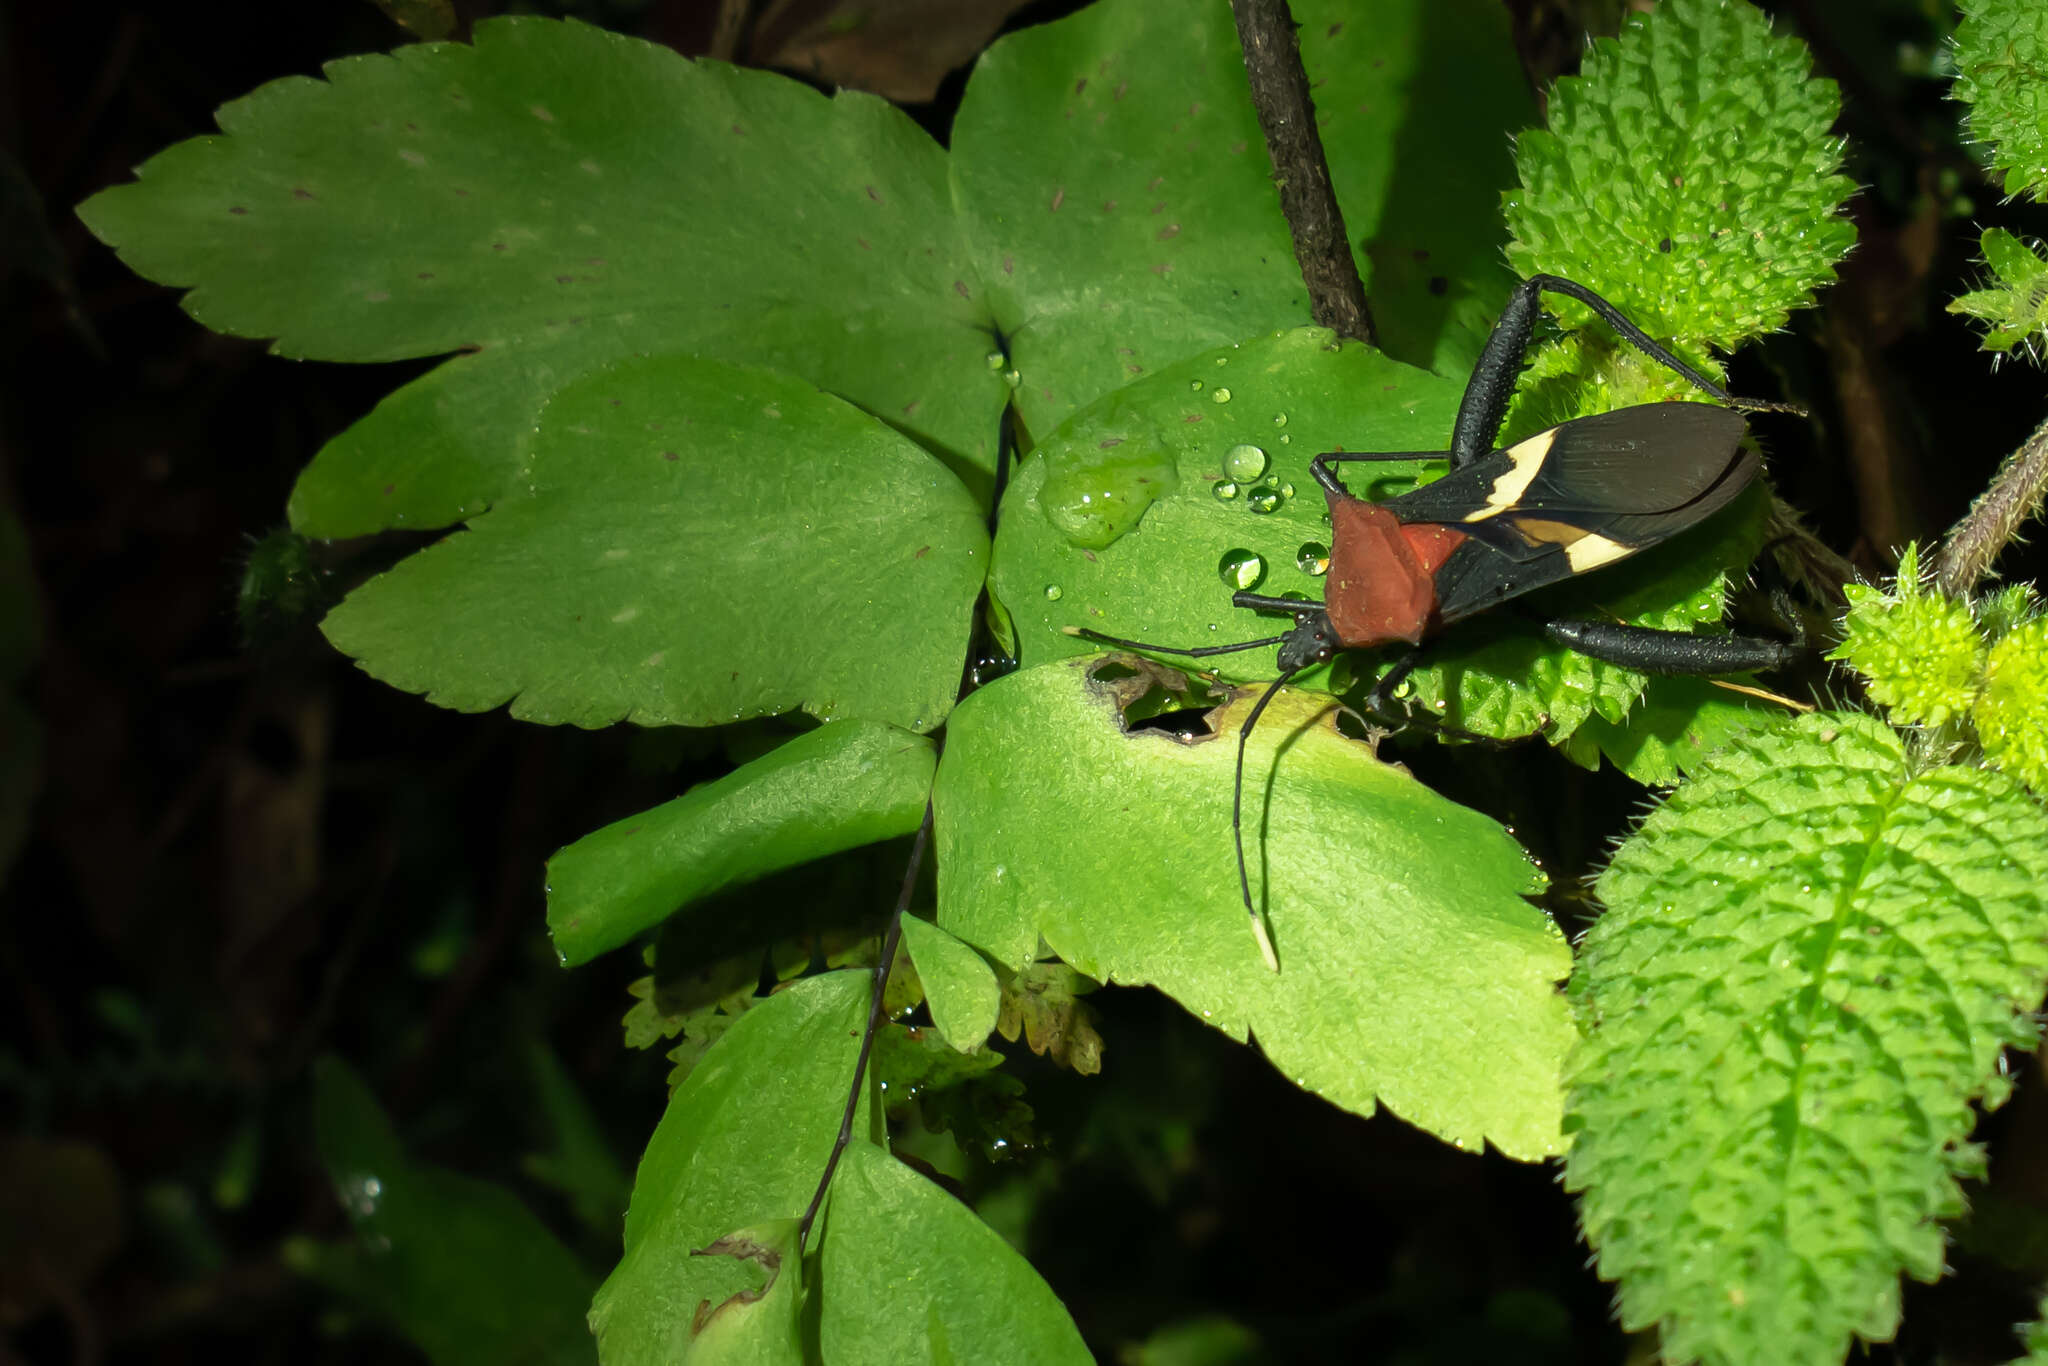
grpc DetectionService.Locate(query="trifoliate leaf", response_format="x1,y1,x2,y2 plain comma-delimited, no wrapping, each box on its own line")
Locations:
1955,0,2048,201
1949,228,2048,360
1506,0,1855,351
320,355,986,735
1829,545,1985,726
1571,712,2048,1366
936,656,1572,1159
1976,614,2048,791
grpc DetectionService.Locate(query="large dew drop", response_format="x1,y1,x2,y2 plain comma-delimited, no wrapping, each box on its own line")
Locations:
1222,443,1267,482
1217,548,1266,591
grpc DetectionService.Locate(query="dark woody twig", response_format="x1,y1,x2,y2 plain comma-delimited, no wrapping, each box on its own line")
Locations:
1933,410,2048,597
1228,0,1376,348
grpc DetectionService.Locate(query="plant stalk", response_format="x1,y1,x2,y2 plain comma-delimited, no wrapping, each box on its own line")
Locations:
796,801,931,1253
1228,0,1376,347
1934,408,2048,597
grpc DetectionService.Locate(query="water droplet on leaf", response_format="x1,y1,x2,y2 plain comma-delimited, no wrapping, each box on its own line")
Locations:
1218,548,1266,590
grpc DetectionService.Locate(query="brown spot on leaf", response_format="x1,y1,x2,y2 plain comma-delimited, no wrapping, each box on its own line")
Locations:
228,206,248,215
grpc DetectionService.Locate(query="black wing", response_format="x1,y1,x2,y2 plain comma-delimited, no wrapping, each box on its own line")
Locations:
1379,403,1754,626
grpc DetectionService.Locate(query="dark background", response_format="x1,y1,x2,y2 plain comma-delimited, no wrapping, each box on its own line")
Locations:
5,1,2048,1362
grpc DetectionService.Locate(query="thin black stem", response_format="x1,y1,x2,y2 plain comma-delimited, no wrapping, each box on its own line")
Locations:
796,801,932,1253
1228,0,1375,347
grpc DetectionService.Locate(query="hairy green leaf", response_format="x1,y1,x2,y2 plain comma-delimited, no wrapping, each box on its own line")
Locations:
936,656,1572,1158
548,720,936,965
322,355,985,734
1949,228,2048,360
307,1058,597,1366
1955,0,2048,201
1506,0,1855,351
1570,713,2048,1366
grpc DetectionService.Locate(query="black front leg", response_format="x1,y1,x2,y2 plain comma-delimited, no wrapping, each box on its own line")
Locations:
1449,274,1743,469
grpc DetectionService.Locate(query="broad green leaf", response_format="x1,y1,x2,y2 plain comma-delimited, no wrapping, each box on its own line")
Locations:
818,1141,1090,1364
308,1058,596,1366
679,1222,803,1366
322,355,986,733
548,720,937,966
1294,0,1531,375
77,17,1003,534
1506,0,1855,350
951,0,1529,440
594,972,872,1364
1955,0,2048,202
993,326,1461,682
898,913,1001,1052
935,656,1573,1158
1570,713,2048,1366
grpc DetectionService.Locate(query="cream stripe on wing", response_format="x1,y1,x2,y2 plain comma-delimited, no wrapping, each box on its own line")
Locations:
1461,428,1553,522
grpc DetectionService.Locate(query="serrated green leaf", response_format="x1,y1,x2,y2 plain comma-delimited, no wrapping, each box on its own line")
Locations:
936,656,1572,1158
1955,0,2048,201
817,1142,1089,1364
1570,712,2048,1366
309,1058,597,1366
77,18,1003,534
1562,673,1781,785
1829,544,1987,728
1978,615,2048,791
321,355,985,733
1505,0,1854,351
548,720,936,966
594,972,872,1363
898,914,1000,1052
